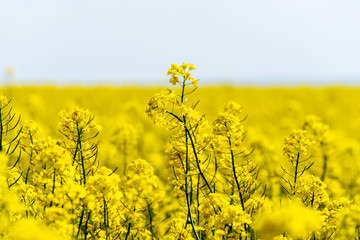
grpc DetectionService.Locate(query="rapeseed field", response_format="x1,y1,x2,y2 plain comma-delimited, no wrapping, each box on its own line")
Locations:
1,63,360,239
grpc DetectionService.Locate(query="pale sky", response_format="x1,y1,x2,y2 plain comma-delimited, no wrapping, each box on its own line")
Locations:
1,0,360,85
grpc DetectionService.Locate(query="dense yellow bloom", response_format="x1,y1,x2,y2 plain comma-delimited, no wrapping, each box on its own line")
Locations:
213,101,246,150
295,175,329,209
58,107,101,138
215,204,252,238
256,201,322,239
166,63,198,86
163,214,196,240
125,158,161,206
146,90,178,129
86,167,121,197
283,129,314,165
319,198,350,238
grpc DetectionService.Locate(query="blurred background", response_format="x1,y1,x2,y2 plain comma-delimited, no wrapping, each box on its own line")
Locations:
1,0,360,86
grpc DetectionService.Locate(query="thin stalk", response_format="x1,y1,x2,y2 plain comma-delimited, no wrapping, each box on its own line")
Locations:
228,137,245,211
50,168,56,207
312,232,316,240
84,210,90,240
293,152,300,194
76,123,86,184
185,124,213,193
103,197,109,239
185,177,200,240
228,137,249,239
76,208,85,239
125,223,132,240
24,167,30,184
181,80,186,103
179,77,201,240
182,115,200,240
52,168,56,195
147,202,154,240
73,141,79,165
25,134,34,184
196,174,201,239
310,191,315,208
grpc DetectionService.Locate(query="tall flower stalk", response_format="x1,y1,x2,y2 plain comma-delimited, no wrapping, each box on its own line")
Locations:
147,63,260,239
147,63,213,239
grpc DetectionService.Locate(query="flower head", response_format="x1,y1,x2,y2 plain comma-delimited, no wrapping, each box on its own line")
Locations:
166,63,197,87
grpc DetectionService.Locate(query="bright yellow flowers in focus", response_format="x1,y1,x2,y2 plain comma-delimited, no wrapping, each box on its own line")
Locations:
166,63,198,87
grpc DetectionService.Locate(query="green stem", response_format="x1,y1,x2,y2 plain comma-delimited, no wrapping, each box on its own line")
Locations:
228,137,245,211
294,152,300,194
228,137,249,238
185,177,200,240
185,124,214,193
52,168,56,194
84,210,90,240
76,208,85,239
196,174,201,239
25,167,30,184
103,197,108,239
125,223,131,240
181,79,186,103
147,202,154,240
50,168,56,207
76,123,86,185
311,191,315,208
183,116,200,240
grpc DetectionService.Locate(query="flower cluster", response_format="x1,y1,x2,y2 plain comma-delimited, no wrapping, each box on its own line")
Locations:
59,107,102,185
283,129,314,165
166,63,198,87
58,107,102,140
295,175,329,209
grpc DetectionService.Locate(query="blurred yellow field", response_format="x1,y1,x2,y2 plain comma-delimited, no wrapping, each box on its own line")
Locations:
2,67,360,239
